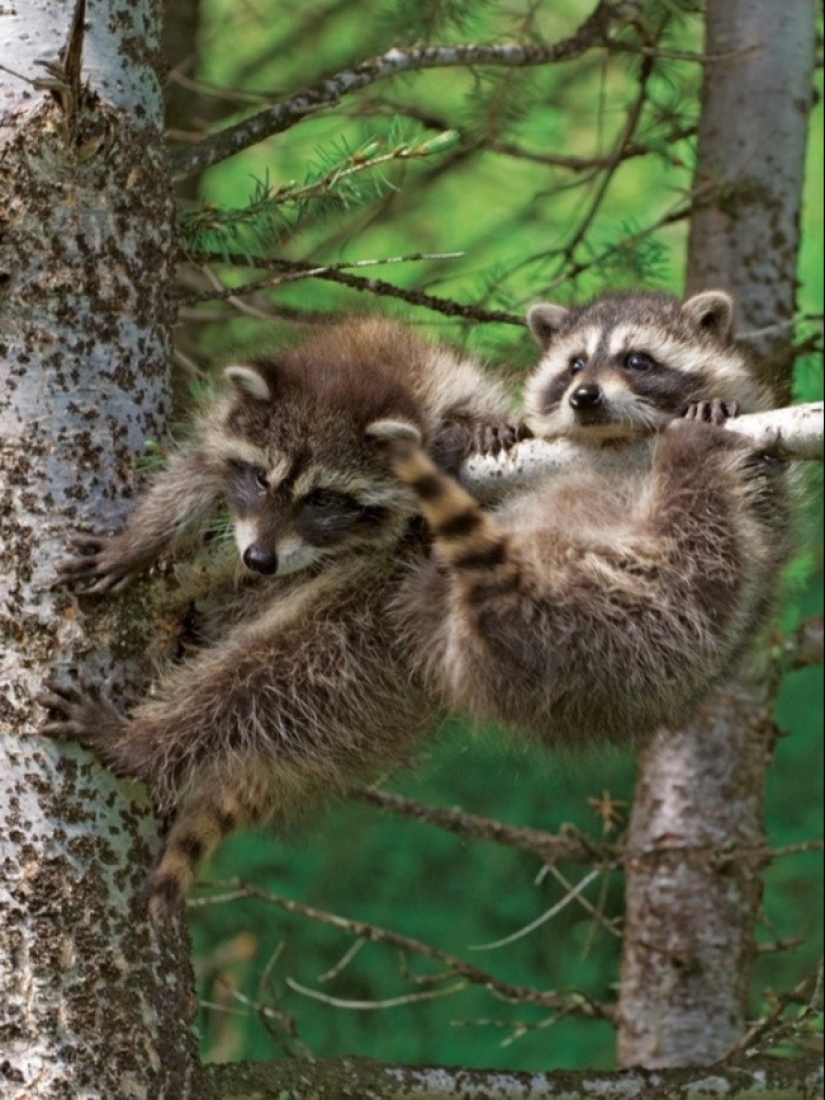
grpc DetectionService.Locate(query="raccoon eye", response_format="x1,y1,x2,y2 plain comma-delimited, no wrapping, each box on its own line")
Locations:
254,468,269,492
624,351,655,372
569,356,587,374
303,488,343,510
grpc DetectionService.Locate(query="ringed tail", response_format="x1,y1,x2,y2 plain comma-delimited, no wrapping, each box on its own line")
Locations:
147,787,243,923
390,442,514,575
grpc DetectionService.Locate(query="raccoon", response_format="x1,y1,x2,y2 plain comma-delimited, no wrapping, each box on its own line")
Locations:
372,290,792,746
40,317,517,922
523,289,773,438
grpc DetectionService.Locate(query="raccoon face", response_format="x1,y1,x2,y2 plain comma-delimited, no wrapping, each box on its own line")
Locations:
217,360,422,577
522,291,757,442
225,453,404,576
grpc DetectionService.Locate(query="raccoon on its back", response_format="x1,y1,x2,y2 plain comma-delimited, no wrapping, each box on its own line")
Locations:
379,290,792,746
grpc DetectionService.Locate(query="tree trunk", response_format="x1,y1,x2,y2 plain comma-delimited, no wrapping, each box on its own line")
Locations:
0,2,207,1095
617,0,817,1068
686,0,816,384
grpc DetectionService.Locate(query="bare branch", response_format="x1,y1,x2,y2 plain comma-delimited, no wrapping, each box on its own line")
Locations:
463,402,824,503
169,1,627,179
181,251,524,324
177,252,465,307
351,784,615,865
190,880,613,1020
490,126,695,172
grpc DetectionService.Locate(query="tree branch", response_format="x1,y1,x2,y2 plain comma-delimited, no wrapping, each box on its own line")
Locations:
181,251,525,324
168,0,626,178
462,402,824,502
206,1050,824,1100
191,880,610,1019
350,784,615,865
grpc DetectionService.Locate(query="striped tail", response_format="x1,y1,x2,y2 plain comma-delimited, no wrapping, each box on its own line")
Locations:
147,784,244,923
388,442,515,579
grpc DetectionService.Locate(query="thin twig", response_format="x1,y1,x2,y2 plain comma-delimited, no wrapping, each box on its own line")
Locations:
181,252,525,325
190,879,614,1020
350,784,616,865
178,252,464,307
286,976,467,1010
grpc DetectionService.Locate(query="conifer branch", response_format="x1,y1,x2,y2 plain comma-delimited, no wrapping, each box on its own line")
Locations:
169,0,629,179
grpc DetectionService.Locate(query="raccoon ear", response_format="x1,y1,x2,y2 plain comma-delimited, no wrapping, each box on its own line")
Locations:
526,303,571,349
364,418,423,446
682,291,735,340
224,364,273,402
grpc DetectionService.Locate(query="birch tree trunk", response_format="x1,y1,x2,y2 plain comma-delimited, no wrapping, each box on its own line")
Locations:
0,1,206,1095
617,0,817,1068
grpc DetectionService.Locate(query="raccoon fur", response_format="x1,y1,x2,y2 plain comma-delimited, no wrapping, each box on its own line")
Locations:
373,290,792,746
40,317,516,922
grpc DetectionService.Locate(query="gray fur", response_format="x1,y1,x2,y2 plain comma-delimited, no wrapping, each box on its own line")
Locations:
390,290,792,745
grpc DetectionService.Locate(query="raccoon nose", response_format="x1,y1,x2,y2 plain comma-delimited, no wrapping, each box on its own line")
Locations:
243,545,278,574
569,383,603,409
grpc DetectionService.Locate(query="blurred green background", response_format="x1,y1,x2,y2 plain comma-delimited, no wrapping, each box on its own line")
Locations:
167,0,823,1071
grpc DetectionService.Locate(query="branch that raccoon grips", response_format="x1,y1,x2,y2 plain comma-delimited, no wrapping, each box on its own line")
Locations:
461,401,823,502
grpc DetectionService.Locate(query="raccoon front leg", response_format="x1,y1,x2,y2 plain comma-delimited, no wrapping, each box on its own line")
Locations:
430,416,532,474
40,679,268,921
55,448,225,593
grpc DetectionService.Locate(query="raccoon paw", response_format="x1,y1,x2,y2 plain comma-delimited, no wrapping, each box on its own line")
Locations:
737,428,788,477
38,674,126,750
52,533,137,595
473,420,533,457
429,419,532,474
682,399,740,425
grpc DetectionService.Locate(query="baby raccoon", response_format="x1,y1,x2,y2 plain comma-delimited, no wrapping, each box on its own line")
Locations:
523,288,773,436
41,317,516,922
373,290,792,745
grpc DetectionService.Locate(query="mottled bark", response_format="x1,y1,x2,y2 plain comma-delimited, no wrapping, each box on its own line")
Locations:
0,1,206,1096
618,0,817,1069
206,1051,824,1099
618,681,777,1066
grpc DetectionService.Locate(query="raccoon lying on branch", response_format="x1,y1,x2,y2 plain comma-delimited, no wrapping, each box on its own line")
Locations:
374,290,793,745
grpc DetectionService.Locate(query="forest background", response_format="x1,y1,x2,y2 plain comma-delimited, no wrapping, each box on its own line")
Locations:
157,0,823,1074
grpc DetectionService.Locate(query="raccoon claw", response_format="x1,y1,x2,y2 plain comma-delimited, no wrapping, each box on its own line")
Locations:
52,533,134,595
475,421,533,457
683,399,740,425
39,674,125,747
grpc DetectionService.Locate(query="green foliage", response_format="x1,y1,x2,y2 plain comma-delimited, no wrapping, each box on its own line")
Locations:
172,0,824,1075
181,127,461,262
381,0,488,45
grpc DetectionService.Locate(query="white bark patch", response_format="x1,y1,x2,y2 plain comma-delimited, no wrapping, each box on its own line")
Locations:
461,401,823,502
